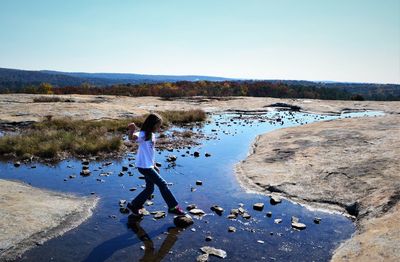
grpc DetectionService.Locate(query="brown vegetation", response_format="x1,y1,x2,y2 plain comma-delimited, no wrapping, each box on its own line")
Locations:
0,109,207,160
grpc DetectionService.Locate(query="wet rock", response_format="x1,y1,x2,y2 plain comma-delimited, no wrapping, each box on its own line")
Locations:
191,228,196,232
242,212,251,219
314,217,321,224
154,211,166,219
291,216,306,230
257,240,265,244
205,236,213,242
118,172,125,177
253,203,264,211
80,170,91,176
228,226,236,232
166,155,177,162
129,163,134,167
230,209,239,216
81,159,89,165
82,165,89,170
96,178,105,183
187,204,197,211
194,151,200,157
122,166,128,171
197,253,209,262
200,246,227,259
227,214,237,219
266,211,272,217
174,214,194,227
119,200,127,206
141,208,150,216
210,205,224,215
274,218,282,224
155,162,162,167
270,195,282,205
196,180,203,186
205,153,211,157
129,187,137,191
69,175,76,179
191,187,197,192
190,209,206,215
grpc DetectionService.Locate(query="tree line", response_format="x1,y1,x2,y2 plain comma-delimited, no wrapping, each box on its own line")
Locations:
1,80,399,101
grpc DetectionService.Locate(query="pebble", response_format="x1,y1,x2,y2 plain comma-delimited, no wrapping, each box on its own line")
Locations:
189,209,206,215
253,203,264,211
174,214,194,227
200,246,227,259
314,217,321,224
194,151,200,157
270,195,282,205
186,204,197,210
210,205,224,215
266,211,272,217
205,236,213,242
129,187,137,191
154,211,166,219
257,240,265,244
274,219,282,224
205,153,211,157
80,170,91,176
122,166,128,171
242,212,251,219
196,180,203,186
291,216,306,230
228,226,236,232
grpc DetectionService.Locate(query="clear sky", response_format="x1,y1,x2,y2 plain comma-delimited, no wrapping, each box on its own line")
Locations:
0,0,399,83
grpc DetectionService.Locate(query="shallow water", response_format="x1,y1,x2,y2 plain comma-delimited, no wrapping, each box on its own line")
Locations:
0,110,384,262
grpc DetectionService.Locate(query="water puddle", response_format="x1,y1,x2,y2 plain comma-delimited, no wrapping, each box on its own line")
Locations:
0,110,384,261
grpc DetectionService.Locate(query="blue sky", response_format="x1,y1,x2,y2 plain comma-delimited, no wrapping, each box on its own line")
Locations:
0,0,399,83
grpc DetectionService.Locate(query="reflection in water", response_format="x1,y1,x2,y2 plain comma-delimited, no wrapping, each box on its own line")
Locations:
82,215,182,262
128,215,181,262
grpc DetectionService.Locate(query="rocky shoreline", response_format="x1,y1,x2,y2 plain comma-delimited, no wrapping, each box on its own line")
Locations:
235,114,400,261
0,179,98,261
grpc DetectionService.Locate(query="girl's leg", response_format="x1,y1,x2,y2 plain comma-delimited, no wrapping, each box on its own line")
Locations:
144,168,178,209
130,170,155,209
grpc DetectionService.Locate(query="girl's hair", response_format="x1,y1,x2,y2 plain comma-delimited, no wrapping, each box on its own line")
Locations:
140,113,162,141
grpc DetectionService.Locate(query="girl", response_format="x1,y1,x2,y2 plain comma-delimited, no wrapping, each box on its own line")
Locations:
127,113,185,217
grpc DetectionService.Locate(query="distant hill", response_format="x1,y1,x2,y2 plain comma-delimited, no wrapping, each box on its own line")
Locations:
0,67,399,100
0,68,233,91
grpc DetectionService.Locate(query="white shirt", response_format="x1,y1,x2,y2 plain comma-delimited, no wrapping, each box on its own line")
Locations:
135,131,155,168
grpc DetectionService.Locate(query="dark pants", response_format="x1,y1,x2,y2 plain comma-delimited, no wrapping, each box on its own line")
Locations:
130,167,178,210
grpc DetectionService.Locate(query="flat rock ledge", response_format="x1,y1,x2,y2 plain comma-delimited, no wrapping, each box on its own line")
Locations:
0,179,98,261
235,114,400,261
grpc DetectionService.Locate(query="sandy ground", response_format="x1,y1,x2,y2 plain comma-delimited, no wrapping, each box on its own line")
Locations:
236,114,400,261
0,179,98,261
1,94,400,261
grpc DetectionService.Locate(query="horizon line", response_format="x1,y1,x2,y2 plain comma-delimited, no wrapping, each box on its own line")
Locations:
2,66,399,85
